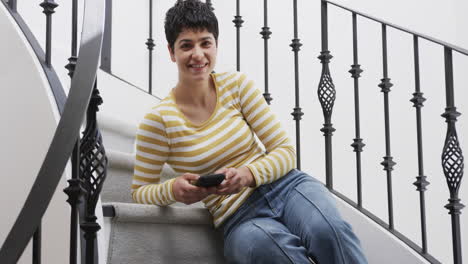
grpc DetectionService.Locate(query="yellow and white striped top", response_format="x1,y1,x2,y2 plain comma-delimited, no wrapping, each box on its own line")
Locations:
132,71,296,227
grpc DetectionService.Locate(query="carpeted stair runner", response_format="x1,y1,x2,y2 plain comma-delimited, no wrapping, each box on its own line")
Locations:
100,116,225,264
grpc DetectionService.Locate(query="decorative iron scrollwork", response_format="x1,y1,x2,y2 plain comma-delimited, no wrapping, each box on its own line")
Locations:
40,0,58,15
263,93,273,105
410,92,426,108
320,123,336,137
378,77,393,93
80,87,108,216
381,156,396,172
349,64,363,78
65,56,77,77
351,138,365,153
413,175,429,192
441,124,464,193
441,47,464,264
233,15,244,28
291,107,304,121
78,85,107,264
64,177,85,206
146,38,155,51
290,38,302,52
260,27,272,40
318,51,335,121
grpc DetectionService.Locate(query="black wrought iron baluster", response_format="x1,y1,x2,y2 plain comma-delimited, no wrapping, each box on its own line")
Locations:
80,82,108,264
349,13,364,207
260,0,272,104
410,35,429,254
378,24,396,230
206,0,214,11
441,47,464,264
318,0,335,188
63,3,83,263
233,0,243,71
40,0,58,67
29,2,59,262
146,0,155,94
63,142,84,264
32,225,41,264
64,16,82,260
8,0,17,12
65,0,78,78
290,0,303,169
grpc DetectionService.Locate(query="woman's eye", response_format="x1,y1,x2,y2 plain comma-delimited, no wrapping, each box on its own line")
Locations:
202,41,212,47
180,43,192,49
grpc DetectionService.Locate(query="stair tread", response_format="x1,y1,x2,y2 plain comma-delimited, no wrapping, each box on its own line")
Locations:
98,113,137,139
104,202,212,225
107,149,134,170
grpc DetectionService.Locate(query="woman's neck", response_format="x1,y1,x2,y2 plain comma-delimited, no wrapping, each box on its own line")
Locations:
174,75,214,107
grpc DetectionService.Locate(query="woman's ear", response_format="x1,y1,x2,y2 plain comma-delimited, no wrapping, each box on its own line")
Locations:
168,44,176,62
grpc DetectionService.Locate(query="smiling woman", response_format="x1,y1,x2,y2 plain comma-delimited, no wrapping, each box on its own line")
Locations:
130,1,367,263
170,31,217,81
169,29,219,125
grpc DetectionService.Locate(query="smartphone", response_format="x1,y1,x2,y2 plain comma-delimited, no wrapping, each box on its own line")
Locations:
194,173,225,187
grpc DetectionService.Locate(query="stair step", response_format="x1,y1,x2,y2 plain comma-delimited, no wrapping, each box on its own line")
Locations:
105,202,210,224
104,202,225,264
102,149,177,203
98,113,137,153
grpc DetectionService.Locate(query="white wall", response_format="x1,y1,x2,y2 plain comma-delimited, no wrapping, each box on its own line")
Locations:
0,4,70,263
5,0,467,263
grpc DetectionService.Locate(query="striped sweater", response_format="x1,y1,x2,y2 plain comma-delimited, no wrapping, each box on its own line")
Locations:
132,71,296,227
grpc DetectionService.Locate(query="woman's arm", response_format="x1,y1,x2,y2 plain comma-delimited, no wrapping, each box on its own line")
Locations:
131,110,176,205
214,73,296,195
237,73,296,186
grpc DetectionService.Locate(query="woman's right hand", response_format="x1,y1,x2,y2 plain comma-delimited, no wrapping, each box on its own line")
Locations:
172,173,218,204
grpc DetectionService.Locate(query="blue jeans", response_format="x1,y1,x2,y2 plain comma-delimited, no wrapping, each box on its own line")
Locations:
221,169,367,264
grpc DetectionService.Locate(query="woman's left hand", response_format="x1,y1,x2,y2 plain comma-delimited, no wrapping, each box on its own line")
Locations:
215,167,256,195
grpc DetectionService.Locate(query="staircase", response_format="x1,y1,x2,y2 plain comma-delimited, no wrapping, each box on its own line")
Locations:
0,0,466,263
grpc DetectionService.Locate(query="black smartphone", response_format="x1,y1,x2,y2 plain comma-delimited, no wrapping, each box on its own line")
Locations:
194,173,225,187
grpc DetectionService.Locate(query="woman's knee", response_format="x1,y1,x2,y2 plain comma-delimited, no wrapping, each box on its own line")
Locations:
224,221,261,263
224,220,293,264
314,217,350,242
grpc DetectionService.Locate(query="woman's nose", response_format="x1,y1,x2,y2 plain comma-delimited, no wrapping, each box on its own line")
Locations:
192,46,203,60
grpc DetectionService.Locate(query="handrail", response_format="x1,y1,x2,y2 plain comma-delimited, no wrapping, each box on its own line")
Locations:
1,0,66,114
325,0,468,56
0,0,105,262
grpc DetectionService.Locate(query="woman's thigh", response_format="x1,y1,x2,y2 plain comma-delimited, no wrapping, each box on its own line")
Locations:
282,176,367,264
223,217,313,264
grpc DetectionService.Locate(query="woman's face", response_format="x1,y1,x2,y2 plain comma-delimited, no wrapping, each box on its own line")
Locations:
169,28,217,83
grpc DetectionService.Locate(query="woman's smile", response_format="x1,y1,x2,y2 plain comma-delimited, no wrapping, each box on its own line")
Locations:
170,29,217,82
188,62,209,72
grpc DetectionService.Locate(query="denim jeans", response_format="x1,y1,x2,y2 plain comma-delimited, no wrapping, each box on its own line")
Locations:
221,169,368,264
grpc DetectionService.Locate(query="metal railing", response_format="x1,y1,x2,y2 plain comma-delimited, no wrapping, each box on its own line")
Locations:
0,0,107,263
318,1,465,263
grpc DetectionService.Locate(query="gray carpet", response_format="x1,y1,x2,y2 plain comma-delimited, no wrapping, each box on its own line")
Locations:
102,145,226,263
105,202,225,264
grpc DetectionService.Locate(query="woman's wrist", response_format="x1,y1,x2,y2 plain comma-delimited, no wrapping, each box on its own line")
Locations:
239,166,256,188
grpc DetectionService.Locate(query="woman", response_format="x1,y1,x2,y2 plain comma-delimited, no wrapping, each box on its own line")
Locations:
132,1,367,263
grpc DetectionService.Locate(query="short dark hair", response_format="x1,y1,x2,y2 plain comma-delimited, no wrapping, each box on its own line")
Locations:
165,0,219,50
